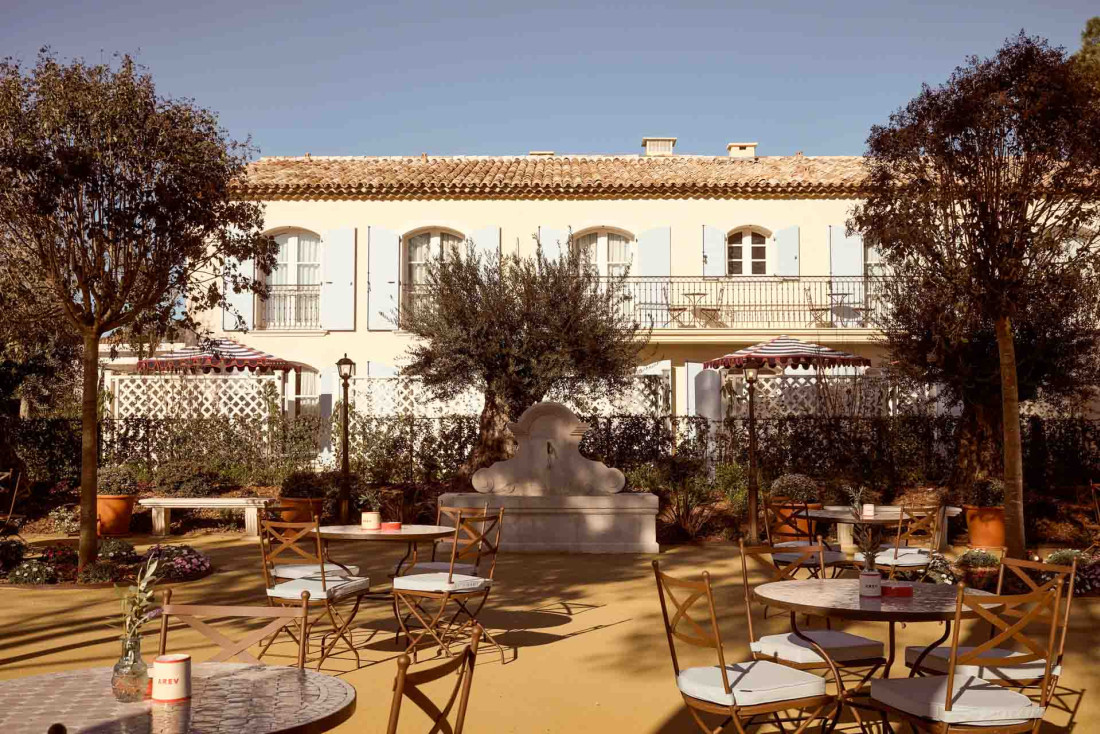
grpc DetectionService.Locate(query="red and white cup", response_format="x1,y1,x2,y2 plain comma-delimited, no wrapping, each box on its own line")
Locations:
152,654,192,703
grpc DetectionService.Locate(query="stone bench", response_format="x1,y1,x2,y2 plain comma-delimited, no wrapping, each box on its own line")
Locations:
138,497,277,537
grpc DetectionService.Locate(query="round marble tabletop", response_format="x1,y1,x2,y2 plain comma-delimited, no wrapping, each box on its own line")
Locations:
318,524,453,542
0,663,355,734
753,579,996,622
805,506,962,525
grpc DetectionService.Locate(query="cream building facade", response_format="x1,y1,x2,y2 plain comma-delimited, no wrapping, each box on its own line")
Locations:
196,138,884,417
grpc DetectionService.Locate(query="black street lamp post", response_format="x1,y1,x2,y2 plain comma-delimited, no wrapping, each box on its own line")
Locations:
336,354,355,524
744,362,760,542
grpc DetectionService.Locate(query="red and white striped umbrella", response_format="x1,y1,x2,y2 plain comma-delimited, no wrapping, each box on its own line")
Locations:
703,335,871,370
137,338,296,373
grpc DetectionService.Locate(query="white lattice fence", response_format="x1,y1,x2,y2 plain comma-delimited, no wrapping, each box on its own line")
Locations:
350,375,671,417
107,374,278,419
722,375,933,418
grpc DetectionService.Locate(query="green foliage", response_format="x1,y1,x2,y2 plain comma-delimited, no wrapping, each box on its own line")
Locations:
98,538,139,564
769,474,820,503
714,463,749,513
153,460,229,498
0,538,25,572
280,470,332,499
144,544,210,581
8,559,58,584
120,559,159,639
47,506,80,535
39,544,78,566
1073,17,1100,84
956,549,1001,569
963,478,1005,508
1045,549,1100,595
78,561,129,584
925,553,959,585
97,464,143,496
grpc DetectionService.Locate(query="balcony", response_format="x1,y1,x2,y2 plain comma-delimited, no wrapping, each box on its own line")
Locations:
259,284,321,330
400,276,885,332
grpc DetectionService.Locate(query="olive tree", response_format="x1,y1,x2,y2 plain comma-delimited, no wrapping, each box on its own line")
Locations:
0,52,275,565
850,34,1100,557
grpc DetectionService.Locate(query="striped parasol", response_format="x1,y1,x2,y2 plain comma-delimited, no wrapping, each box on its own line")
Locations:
703,335,871,370
137,338,297,373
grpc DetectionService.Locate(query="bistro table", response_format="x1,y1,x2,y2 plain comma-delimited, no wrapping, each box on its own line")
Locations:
753,579,997,679
318,524,454,578
806,506,963,552
0,662,355,734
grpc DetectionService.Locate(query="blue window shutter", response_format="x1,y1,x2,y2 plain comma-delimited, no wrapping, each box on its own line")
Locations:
829,225,863,277
471,227,500,262
368,227,400,331
222,258,255,331
685,362,703,415
636,227,671,277
702,226,725,276
539,227,566,261
775,226,800,277
320,228,356,331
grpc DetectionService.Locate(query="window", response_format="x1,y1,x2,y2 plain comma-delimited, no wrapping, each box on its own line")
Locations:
727,228,768,276
864,243,884,277
403,229,464,312
571,229,634,276
261,229,321,329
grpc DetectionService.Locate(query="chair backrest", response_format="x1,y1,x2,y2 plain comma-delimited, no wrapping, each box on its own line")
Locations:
440,508,504,582
430,503,489,565
386,625,482,734
763,500,814,546
157,588,311,668
259,517,328,591
947,582,1063,712
995,556,1078,673
739,540,827,643
651,560,730,694
892,505,941,551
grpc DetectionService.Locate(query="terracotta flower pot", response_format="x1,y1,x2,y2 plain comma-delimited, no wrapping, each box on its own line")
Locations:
279,498,324,523
96,495,136,537
963,505,1006,548
770,501,823,540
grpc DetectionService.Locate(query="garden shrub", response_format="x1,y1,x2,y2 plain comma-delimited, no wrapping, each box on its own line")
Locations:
145,544,212,581
769,474,820,503
78,561,128,583
962,478,1005,507
8,559,59,584
40,544,78,566
153,459,232,498
47,506,80,535
0,539,25,572
97,463,143,495
98,538,139,564
1046,549,1100,595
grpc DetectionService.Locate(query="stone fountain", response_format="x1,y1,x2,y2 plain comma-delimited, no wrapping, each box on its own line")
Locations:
439,402,659,553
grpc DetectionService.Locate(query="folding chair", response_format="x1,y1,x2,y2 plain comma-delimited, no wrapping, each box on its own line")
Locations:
157,588,311,668
259,517,371,669
905,556,1077,696
854,505,941,581
652,560,841,734
392,508,504,663
866,581,1063,733
386,626,482,734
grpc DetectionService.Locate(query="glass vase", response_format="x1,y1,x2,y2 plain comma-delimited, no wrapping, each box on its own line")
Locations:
111,637,148,702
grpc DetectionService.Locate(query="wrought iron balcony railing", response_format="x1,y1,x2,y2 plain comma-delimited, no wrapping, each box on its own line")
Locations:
259,284,322,330
400,276,886,331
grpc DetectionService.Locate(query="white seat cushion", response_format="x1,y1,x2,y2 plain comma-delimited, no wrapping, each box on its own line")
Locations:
677,660,826,707
773,540,814,548
392,572,491,593
904,645,1061,681
772,550,847,566
871,675,1044,725
752,630,885,664
274,562,359,579
266,575,371,601
397,561,478,577
854,549,931,567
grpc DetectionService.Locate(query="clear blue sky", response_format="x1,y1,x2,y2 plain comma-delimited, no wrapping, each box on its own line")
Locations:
2,0,1096,158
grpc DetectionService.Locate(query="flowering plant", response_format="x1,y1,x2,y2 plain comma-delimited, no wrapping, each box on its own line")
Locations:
145,544,211,581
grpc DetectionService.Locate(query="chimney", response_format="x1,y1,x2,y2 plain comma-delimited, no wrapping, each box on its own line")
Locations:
727,142,758,158
641,137,676,157
529,151,555,156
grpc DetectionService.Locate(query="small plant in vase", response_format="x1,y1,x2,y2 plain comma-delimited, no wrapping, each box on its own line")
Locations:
356,489,383,530
854,523,883,597
111,558,159,702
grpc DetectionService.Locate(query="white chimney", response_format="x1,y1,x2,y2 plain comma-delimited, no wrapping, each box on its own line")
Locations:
529,151,555,156
641,137,676,156
727,142,758,158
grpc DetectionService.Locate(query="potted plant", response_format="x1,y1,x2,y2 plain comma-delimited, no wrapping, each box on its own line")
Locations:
278,471,328,523
356,487,383,530
962,478,1006,548
767,473,822,539
854,523,883,597
97,464,142,536
955,549,1001,590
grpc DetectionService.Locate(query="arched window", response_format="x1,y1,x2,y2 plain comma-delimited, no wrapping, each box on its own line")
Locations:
726,226,769,276
261,229,321,329
405,229,464,289
572,228,634,276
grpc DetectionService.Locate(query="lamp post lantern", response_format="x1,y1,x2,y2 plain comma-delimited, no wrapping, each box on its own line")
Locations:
744,363,760,542
336,354,355,524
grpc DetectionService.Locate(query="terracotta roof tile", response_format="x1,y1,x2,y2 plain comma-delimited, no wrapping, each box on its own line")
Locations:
236,154,867,200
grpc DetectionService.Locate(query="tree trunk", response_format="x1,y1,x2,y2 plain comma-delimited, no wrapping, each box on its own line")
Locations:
994,315,1026,559
951,399,1000,491
463,390,513,476
78,331,100,568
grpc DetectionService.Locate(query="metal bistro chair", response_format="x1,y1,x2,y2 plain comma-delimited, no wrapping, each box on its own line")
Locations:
259,517,371,670
396,503,490,578
157,588,311,668
652,559,841,734
386,626,483,734
905,556,1078,697
763,501,846,579
867,581,1064,733
392,508,505,663
855,505,942,581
